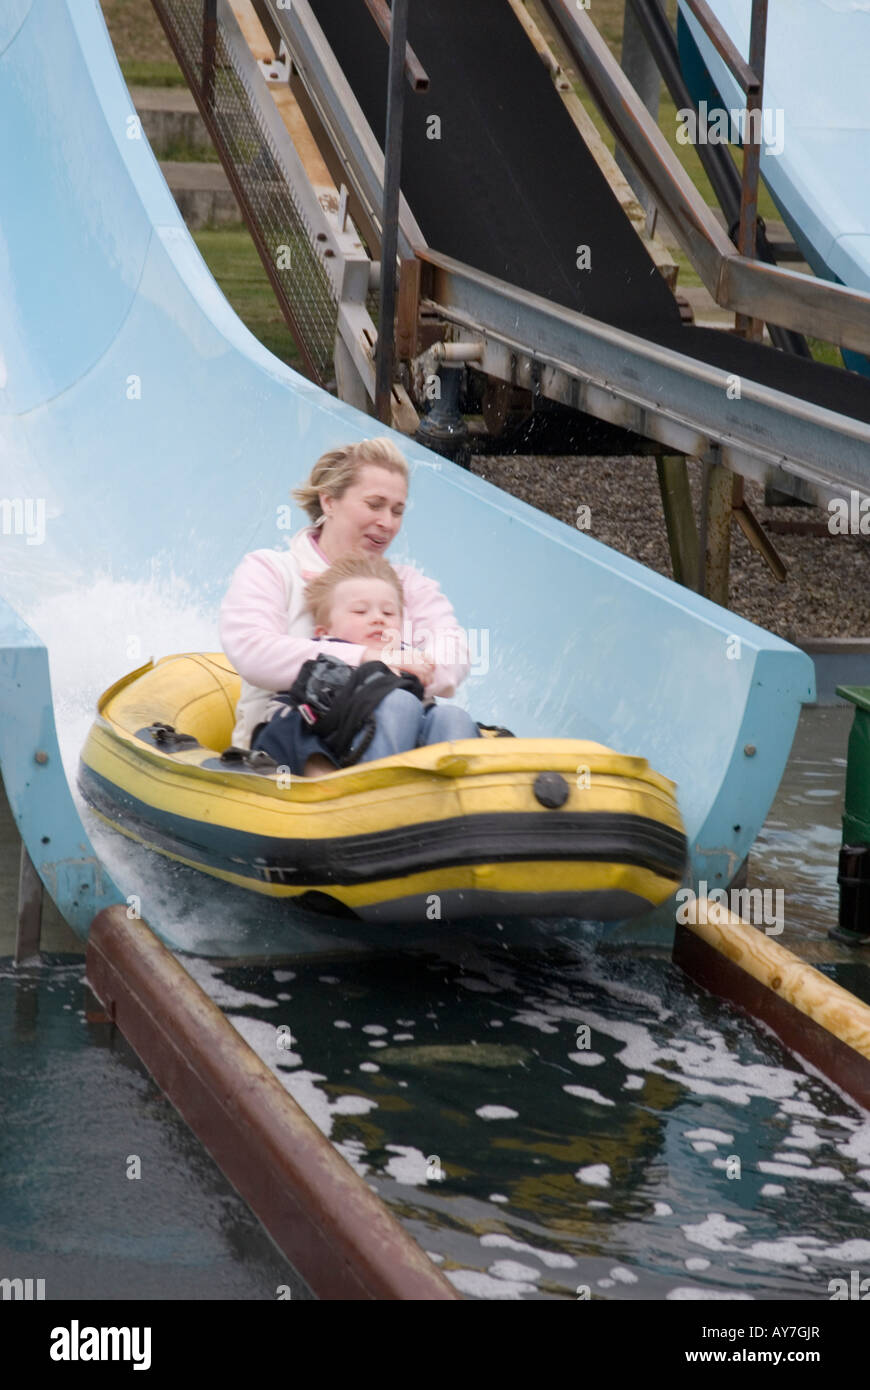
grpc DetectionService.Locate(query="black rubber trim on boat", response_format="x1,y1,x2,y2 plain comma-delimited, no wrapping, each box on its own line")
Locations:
78,762,687,887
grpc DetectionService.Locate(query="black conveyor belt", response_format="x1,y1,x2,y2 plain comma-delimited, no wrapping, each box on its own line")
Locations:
310,0,870,426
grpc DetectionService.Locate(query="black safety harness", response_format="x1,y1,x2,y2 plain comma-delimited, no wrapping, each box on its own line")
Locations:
272,652,428,767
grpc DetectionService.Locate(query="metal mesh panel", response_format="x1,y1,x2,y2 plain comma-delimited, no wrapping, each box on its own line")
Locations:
154,0,339,383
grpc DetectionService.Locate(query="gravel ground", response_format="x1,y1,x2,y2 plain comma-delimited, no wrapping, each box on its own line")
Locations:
468,454,870,641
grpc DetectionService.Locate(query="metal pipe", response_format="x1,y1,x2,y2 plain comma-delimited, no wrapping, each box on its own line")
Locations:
683,0,758,92
616,0,660,213
625,0,810,358
363,0,429,90
202,0,217,110
736,0,769,339
374,0,410,423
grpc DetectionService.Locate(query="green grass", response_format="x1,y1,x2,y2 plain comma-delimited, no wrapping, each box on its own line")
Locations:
120,59,187,88
807,338,845,370
192,228,303,370
160,138,221,163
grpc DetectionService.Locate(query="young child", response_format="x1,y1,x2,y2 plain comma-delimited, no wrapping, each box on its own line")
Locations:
254,553,481,776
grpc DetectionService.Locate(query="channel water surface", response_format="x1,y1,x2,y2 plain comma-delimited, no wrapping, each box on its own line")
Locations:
165,707,870,1301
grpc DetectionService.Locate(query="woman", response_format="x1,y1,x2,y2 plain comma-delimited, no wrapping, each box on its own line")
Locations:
219,437,480,775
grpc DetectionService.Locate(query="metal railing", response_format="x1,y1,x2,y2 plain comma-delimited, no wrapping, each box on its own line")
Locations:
152,0,340,384
540,0,870,357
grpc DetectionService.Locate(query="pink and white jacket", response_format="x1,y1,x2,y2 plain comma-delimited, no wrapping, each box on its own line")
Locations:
219,526,471,748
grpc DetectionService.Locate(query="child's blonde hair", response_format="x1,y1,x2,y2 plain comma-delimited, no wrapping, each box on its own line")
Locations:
304,553,405,631
291,438,409,526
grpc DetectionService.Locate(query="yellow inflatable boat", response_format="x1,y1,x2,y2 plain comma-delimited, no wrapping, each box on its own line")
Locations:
78,653,687,923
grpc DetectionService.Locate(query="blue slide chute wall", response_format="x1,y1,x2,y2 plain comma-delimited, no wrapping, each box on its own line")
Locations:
0,0,814,946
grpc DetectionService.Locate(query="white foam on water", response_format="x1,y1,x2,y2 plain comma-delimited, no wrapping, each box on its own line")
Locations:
667,1288,753,1301
332,1094,377,1116
684,1128,734,1144
426,1251,445,1264
824,1238,870,1260
610,1267,638,1284
771,1151,813,1166
476,1105,518,1120
489,1194,509,1204
334,1138,369,1178
554,1009,802,1107
760,1184,786,1196
333,1020,351,1029
359,1062,379,1073
852,1192,870,1207
490,1260,541,1282
383,1144,434,1186
682,1213,747,1251
778,1098,825,1119
446,1270,536,1300
564,1085,615,1107
587,1200,610,1209
685,1257,711,1271
368,1040,388,1048
392,1033,414,1041
575,1163,611,1188
757,1162,843,1182
692,1142,717,1153
623,1075,645,1090
510,1011,560,1034
479,1234,575,1269
362,1024,388,1035
654,1202,673,1216
182,958,279,1011
781,1123,824,1151
568,1051,605,1066
319,976,339,984
273,970,296,982
746,1240,810,1265
840,1123,870,1166
277,1069,377,1138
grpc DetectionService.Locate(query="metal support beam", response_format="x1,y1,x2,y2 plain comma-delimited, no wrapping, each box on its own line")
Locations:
701,452,733,604
363,0,429,90
735,0,769,339
417,247,870,509
375,0,410,424
656,455,699,589
616,0,661,213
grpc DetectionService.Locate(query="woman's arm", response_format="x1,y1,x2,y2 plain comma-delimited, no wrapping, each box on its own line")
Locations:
394,565,472,697
219,550,368,691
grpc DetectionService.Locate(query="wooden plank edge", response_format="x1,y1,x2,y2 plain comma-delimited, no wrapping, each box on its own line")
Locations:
674,902,870,1109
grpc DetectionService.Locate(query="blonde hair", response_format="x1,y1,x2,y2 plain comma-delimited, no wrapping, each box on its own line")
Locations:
304,553,405,631
291,437,409,526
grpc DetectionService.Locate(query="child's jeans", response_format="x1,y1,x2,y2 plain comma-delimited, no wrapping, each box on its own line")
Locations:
251,687,481,775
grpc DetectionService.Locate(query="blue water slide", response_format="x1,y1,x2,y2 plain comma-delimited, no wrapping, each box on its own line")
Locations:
677,0,870,373
0,0,814,949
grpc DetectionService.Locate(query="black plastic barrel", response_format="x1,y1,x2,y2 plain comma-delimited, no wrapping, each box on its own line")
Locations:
837,843,870,938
